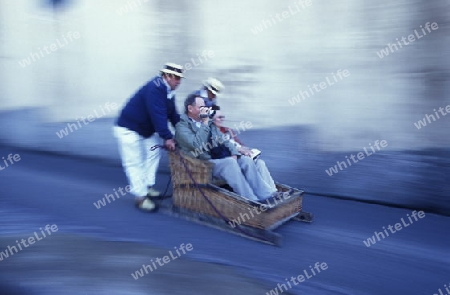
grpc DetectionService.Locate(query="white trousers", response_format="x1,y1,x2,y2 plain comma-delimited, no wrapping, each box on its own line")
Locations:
255,159,277,192
113,126,162,197
209,156,276,201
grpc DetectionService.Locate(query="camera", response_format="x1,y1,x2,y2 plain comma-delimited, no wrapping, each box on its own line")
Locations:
199,107,216,119
200,105,220,119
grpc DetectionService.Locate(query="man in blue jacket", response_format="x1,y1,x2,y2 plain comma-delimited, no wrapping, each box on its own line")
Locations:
114,63,184,212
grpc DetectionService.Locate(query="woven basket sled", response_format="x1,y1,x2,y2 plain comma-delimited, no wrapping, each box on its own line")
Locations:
164,149,313,245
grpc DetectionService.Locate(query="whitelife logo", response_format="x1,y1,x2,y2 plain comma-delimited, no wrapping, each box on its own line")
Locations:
266,262,328,294
325,140,388,176
0,224,58,262
0,154,21,172
414,105,450,130
288,69,350,106
56,102,118,139
228,193,291,228
190,121,253,158
152,50,216,88
93,185,131,209
116,0,149,16
433,282,450,295
18,31,81,68
250,0,313,35
376,22,439,58
131,243,193,280
363,210,425,247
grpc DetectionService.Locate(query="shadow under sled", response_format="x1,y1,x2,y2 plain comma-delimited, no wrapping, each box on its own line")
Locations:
154,150,314,246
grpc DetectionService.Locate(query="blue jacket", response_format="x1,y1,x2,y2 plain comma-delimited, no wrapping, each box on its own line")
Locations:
116,76,180,139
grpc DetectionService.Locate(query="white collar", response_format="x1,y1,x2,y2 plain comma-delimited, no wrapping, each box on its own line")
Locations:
188,116,202,128
162,77,175,99
199,89,208,98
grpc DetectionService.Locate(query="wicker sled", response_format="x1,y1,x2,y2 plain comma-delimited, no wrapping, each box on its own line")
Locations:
157,149,313,246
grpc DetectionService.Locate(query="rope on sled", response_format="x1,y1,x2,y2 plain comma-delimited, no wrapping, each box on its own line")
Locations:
175,150,274,244
151,144,273,244
149,145,172,199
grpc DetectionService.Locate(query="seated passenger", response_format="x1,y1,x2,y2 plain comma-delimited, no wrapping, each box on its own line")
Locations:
211,109,277,193
175,94,278,202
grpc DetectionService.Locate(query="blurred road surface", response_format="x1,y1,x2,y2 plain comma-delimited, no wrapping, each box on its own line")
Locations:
0,146,449,295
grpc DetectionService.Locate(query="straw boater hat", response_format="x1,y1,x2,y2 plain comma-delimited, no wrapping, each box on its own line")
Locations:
160,63,184,78
203,77,224,95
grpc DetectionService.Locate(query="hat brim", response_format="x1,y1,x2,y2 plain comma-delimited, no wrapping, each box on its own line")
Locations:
160,69,184,78
206,86,220,95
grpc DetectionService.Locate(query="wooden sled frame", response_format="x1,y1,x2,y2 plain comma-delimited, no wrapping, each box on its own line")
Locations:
155,149,313,246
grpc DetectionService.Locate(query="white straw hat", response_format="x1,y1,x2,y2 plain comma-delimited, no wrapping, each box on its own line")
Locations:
203,77,224,95
160,63,184,78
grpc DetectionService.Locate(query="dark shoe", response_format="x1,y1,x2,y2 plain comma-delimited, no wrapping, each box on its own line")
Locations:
135,197,158,212
147,187,161,198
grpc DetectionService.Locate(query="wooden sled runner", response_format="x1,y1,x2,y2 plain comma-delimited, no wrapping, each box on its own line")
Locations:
155,150,313,246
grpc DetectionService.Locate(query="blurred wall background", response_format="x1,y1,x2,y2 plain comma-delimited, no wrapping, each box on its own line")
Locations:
0,0,449,212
